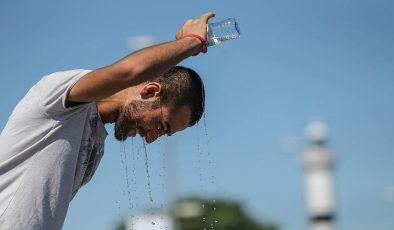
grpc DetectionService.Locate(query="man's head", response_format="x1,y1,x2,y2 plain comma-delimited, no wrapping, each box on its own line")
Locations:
114,66,205,143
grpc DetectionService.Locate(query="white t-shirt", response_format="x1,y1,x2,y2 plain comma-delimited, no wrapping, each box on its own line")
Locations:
0,69,108,230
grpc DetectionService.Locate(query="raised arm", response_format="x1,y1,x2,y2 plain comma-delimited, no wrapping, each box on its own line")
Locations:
67,12,215,105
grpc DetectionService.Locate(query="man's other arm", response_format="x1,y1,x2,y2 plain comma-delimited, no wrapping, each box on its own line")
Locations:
67,12,215,105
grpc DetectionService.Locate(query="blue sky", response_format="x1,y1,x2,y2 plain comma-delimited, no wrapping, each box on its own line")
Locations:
1,0,394,230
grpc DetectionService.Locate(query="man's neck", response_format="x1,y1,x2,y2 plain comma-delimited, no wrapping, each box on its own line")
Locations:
97,100,119,124
97,87,139,123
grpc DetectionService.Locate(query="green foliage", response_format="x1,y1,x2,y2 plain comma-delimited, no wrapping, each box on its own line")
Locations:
114,198,279,230
176,198,278,230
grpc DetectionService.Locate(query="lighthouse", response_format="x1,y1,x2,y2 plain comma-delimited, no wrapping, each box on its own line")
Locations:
301,121,336,230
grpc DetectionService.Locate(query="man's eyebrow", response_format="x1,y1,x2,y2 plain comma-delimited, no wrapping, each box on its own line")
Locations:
165,121,172,136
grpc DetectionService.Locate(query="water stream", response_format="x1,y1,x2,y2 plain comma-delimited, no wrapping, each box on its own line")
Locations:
202,114,218,229
142,137,154,214
116,110,217,229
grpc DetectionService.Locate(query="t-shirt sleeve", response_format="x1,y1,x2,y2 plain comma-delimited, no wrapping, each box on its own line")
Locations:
37,69,93,120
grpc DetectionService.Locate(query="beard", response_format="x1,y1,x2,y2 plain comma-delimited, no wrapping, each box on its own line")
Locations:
114,99,160,141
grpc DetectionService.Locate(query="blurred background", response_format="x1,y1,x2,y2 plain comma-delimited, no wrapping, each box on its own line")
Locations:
1,0,394,229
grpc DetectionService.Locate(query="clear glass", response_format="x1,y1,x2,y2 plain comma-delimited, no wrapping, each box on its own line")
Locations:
206,18,241,47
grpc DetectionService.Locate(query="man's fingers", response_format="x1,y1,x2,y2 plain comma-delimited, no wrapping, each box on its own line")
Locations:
199,12,215,23
185,19,193,25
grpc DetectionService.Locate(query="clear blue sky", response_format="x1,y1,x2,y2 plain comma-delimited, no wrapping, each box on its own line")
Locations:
1,1,394,230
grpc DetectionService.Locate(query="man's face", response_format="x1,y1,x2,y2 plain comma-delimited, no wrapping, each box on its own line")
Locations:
114,99,191,143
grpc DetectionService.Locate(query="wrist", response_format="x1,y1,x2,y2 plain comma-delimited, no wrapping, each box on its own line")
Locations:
181,34,207,54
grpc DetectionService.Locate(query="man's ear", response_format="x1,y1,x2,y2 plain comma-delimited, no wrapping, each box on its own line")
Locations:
140,82,162,99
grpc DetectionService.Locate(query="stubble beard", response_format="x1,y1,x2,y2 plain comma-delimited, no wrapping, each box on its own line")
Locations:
114,99,161,142
114,103,138,141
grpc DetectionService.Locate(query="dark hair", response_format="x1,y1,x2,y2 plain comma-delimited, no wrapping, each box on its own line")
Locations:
153,66,205,126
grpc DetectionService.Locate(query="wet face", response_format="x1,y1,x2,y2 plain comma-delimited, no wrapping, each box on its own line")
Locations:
114,99,191,144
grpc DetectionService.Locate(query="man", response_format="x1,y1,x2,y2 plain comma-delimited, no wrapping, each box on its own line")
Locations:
0,12,215,230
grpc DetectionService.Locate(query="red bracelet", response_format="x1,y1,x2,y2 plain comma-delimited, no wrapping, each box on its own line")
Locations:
182,34,206,52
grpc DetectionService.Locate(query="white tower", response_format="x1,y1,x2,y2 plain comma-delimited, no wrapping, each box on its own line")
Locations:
302,121,336,230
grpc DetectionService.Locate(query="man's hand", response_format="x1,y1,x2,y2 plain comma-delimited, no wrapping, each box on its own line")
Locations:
176,12,215,53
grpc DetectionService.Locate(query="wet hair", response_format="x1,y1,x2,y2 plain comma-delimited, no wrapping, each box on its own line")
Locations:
153,66,205,126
